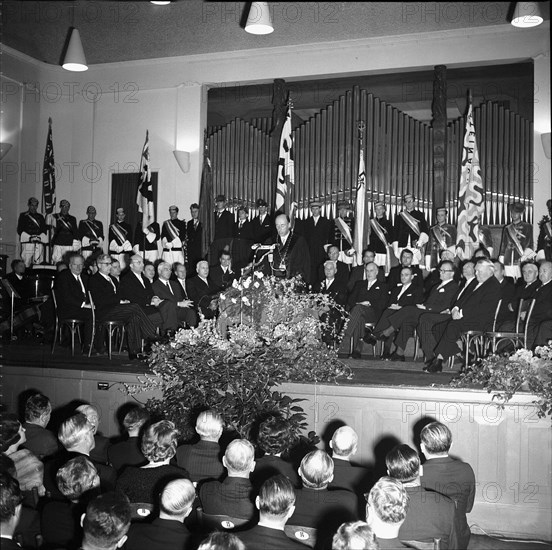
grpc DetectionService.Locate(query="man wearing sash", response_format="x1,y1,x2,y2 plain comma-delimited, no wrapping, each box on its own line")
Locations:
161,205,186,267
108,207,132,270
537,199,552,261
51,200,79,264
133,219,160,263
17,197,47,267
78,206,104,260
470,215,494,258
332,200,355,265
392,193,429,266
499,202,534,280
367,201,395,275
425,207,456,271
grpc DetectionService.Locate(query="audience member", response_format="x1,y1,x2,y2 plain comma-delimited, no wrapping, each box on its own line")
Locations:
116,420,189,504
199,439,256,521
420,422,475,549
317,245,350,286
526,261,552,349
386,444,459,549
348,249,385,292
124,478,195,550
238,474,305,549
0,472,24,550
22,392,59,460
332,521,378,550
386,249,423,289
107,406,149,473
76,404,111,466
210,250,237,291
188,261,219,320
198,531,246,550
176,410,224,483
493,260,516,327
365,476,409,549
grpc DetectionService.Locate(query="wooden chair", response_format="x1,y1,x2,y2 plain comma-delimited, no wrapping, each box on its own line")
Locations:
88,292,126,359
402,538,441,550
196,507,250,531
51,288,84,356
284,524,317,548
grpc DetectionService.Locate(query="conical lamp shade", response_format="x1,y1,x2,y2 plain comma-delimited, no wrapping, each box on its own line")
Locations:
245,2,273,35
511,2,543,27
63,28,88,71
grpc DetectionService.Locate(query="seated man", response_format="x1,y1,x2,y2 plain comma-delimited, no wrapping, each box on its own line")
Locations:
0,472,24,550
76,404,111,466
348,249,386,292
386,444,459,549
22,392,59,460
79,492,131,550
365,476,409,549
493,260,516,327
175,410,225,483
502,261,541,330
338,262,388,359
238,474,305,549
108,406,149,473
125,478,195,550
187,260,219,320
210,250,237,292
317,245,351,286
527,261,552,349
420,421,475,550
289,450,357,548
387,249,423,289
199,439,256,521
333,521,378,550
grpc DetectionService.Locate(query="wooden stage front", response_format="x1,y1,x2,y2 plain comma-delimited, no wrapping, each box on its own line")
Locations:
1,339,551,542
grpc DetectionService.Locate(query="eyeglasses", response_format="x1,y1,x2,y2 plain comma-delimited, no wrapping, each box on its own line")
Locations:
439,269,454,272
99,262,112,265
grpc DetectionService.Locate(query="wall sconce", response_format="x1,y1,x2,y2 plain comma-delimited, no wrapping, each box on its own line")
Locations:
245,2,274,35
0,143,13,160
542,132,551,159
173,150,190,173
511,2,543,27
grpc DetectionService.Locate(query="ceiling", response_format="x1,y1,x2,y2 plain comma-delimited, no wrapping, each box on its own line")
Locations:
2,1,542,66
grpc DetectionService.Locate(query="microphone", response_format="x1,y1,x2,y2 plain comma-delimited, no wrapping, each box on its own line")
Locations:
251,244,275,251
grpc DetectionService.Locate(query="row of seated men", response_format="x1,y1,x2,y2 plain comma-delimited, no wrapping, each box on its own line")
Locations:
1,392,476,550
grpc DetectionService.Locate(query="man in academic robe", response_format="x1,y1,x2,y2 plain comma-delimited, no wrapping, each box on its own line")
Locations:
133,219,160,263
536,199,552,261
303,200,333,285
425,206,456,272
108,207,132,270
51,199,79,264
251,198,273,245
210,250,237,291
209,194,234,266
367,201,395,276
186,203,203,273
78,206,104,260
161,205,186,266
499,201,535,280
187,260,219,320
17,197,48,267
392,193,429,266
332,199,355,265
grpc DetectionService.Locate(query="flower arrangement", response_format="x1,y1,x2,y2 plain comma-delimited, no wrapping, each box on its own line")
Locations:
450,345,552,419
127,272,351,440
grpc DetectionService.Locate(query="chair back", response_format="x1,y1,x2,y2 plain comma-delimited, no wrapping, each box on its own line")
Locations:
51,287,58,310
196,507,250,531
522,299,536,343
129,502,154,521
88,291,96,325
284,525,317,548
489,299,503,331
402,538,441,550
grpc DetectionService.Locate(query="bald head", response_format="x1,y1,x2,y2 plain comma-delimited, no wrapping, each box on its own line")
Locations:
331,426,359,459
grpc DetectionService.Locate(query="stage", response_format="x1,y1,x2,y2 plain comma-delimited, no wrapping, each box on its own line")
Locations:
0,338,551,543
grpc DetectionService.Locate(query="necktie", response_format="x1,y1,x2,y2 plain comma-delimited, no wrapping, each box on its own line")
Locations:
194,220,198,228
77,275,85,294
180,280,188,299
166,281,174,295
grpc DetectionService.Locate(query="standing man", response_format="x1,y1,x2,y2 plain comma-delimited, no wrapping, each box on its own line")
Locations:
367,201,395,276
79,206,104,260
425,207,456,272
133,218,160,263
232,206,254,274
251,198,272,245
392,193,429,266
108,207,132,270
499,202,534,280
210,194,234,266
17,197,48,267
186,203,202,274
161,205,186,267
52,200,79,264
303,200,332,285
537,199,552,261
333,200,355,265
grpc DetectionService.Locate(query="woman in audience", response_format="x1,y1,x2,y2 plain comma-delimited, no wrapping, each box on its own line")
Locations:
198,532,246,550
332,521,379,550
115,420,189,504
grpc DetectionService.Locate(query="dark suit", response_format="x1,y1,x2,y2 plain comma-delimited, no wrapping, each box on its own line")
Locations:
22,422,59,460
387,264,423,289
393,209,429,247
199,477,256,520
151,278,197,329
251,213,273,245
317,260,350,286
495,277,516,326
65,450,117,493
422,456,476,549
187,275,218,320
315,278,348,346
175,440,224,483
107,436,146,473
348,264,386,291
125,517,192,550
186,218,203,271
210,265,237,291
119,271,165,330
210,209,234,265
527,281,552,349
40,498,86,550
232,219,254,273
303,216,333,285
329,459,370,516
375,283,424,334
0,537,25,550
367,215,394,254
78,219,104,254
252,454,300,490
239,524,306,550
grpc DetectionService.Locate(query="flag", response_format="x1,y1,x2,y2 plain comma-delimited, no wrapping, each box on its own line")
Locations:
42,117,56,218
136,130,154,230
456,101,484,259
275,105,295,216
199,133,213,259
352,146,366,266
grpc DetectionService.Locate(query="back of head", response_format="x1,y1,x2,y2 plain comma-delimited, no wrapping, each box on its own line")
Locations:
141,420,179,463
122,407,149,434
25,393,51,422
197,532,246,550
332,521,378,550
196,410,223,441
59,413,91,451
299,450,334,488
258,416,293,455
366,477,409,525
258,474,296,518
224,439,254,473
0,454,16,478
0,472,22,525
0,413,21,453
56,456,99,501
82,492,131,549
385,444,420,483
160,478,195,517
331,426,359,458
420,421,452,455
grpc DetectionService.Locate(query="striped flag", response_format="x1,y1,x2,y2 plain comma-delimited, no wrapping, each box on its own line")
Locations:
42,117,56,218
275,104,295,215
353,146,366,266
199,134,213,259
136,130,154,230
456,101,484,259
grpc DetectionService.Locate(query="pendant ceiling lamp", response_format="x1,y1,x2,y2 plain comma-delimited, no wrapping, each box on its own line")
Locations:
511,2,543,27
245,2,274,35
62,3,87,71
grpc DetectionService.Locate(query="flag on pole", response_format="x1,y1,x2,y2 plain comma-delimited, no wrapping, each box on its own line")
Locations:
353,145,366,266
136,130,154,230
42,117,56,219
275,104,295,216
199,133,213,259
456,100,484,259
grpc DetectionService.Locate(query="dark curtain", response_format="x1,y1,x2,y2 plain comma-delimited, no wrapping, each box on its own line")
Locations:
111,172,158,233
